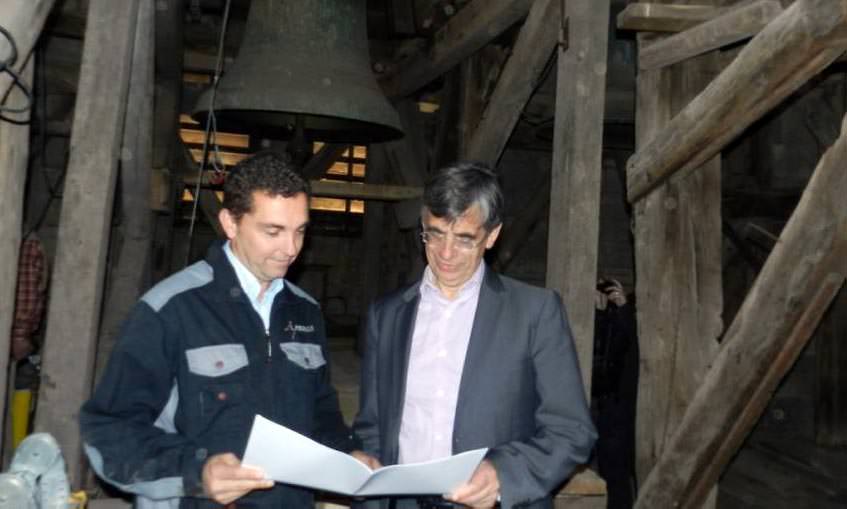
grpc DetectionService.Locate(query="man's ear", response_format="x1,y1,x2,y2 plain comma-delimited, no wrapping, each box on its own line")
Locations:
219,208,238,240
484,223,503,249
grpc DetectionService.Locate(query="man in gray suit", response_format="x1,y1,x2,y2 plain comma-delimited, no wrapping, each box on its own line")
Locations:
352,162,597,509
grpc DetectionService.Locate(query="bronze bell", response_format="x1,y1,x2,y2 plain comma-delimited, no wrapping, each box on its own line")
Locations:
192,0,403,144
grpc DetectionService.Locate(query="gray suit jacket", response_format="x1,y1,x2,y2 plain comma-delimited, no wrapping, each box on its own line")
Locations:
354,267,597,508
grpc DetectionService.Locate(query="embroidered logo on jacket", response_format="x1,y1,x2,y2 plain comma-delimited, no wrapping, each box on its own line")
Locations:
284,320,315,339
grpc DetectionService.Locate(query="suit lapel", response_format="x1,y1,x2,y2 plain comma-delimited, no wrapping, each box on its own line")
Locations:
453,267,504,450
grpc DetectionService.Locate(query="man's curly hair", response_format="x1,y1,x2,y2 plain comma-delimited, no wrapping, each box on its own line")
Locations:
223,151,311,220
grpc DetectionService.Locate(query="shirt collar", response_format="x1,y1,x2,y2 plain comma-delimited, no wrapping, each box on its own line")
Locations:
223,241,285,303
420,261,486,301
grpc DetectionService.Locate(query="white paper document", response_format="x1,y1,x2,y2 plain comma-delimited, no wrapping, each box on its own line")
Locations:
242,415,488,497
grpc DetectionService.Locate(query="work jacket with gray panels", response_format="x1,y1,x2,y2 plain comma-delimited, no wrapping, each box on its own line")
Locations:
80,242,356,509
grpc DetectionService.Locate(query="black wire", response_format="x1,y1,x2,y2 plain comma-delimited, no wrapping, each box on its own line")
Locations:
0,23,33,123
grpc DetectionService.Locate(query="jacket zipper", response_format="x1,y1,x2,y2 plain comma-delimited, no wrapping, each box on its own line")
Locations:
265,329,272,363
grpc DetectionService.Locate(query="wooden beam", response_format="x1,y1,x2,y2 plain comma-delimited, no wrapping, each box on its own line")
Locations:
627,0,847,203
545,0,611,397
311,180,422,201
34,0,139,487
617,3,727,32
198,189,225,237
639,0,783,70
816,286,847,446
381,0,533,98
0,57,33,450
0,0,57,100
383,100,428,229
95,0,156,384
631,25,723,497
634,109,847,509
301,143,350,180
464,0,560,166
184,173,422,203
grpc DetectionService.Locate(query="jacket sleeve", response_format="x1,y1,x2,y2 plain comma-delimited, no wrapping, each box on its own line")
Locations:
352,302,381,458
79,302,208,500
486,291,598,508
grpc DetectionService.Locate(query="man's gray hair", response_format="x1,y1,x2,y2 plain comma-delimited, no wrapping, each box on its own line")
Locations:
422,161,504,231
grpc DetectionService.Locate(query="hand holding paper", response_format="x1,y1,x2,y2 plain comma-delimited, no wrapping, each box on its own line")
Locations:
242,415,488,497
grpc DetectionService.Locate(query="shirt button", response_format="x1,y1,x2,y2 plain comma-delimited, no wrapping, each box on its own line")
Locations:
195,448,208,461
435,434,443,441
436,389,445,397
437,350,447,358
230,287,241,298
217,391,228,401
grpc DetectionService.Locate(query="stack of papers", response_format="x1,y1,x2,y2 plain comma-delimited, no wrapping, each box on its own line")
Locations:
242,415,488,496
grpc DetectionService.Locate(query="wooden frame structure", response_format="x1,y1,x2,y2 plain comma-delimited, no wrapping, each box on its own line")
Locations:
620,0,847,507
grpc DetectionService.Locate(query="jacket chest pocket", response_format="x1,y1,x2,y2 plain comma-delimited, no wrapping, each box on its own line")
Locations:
186,344,252,437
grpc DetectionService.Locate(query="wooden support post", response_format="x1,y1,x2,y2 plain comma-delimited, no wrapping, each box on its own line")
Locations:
639,0,783,70
634,110,847,509
617,3,727,33
95,0,156,383
816,286,847,446
383,100,428,229
358,144,389,353
301,143,350,180
381,0,533,98
465,0,560,166
631,4,723,503
0,57,33,451
627,0,847,203
34,0,139,487
0,0,57,100
545,0,611,396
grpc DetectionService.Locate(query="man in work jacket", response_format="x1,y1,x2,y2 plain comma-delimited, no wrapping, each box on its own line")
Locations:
81,152,358,509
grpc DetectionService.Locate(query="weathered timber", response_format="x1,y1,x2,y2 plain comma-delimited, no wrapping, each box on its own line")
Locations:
816,286,847,446
198,190,225,237
0,0,56,100
617,3,727,32
95,0,156,384
639,0,783,70
381,0,533,98
358,144,389,353
634,108,847,508
0,57,33,450
627,0,847,203
301,143,350,180
184,173,422,202
383,100,428,229
464,0,559,166
34,0,139,487
545,0,611,397
632,5,723,501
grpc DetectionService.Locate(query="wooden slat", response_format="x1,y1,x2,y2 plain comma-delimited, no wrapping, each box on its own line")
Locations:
639,0,783,70
34,0,139,487
617,3,726,32
0,56,33,450
627,0,847,203
184,173,422,202
381,0,533,98
0,0,56,100
464,0,560,166
634,108,847,508
632,43,723,505
94,0,156,384
545,0,611,397
301,143,350,180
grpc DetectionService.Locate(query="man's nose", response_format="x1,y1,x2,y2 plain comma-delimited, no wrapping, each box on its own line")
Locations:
437,236,457,258
279,233,298,256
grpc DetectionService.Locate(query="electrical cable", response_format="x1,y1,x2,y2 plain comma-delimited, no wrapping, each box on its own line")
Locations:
185,0,233,266
0,24,34,124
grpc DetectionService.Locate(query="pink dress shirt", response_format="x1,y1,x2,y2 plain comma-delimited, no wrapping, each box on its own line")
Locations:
398,263,485,464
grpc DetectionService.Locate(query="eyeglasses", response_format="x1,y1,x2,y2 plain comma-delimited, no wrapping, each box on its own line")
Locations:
420,229,487,252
